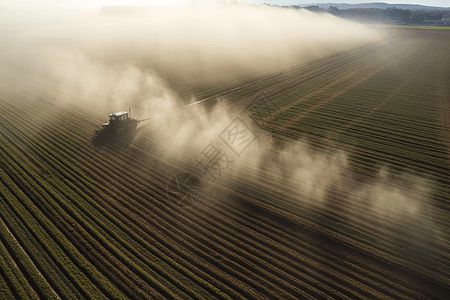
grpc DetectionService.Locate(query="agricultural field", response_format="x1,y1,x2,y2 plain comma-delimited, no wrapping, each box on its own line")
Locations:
1,20,450,300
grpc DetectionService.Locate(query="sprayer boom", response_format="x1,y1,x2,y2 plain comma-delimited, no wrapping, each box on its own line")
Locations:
138,118,152,123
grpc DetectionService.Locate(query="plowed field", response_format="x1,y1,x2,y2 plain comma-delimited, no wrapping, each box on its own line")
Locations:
1,28,450,299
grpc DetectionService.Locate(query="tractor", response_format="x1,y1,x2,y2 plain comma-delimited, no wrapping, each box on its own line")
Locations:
95,108,145,138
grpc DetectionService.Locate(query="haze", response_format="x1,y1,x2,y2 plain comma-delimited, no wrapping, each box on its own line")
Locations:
0,3,393,204
0,3,384,107
1,0,449,10
0,1,440,264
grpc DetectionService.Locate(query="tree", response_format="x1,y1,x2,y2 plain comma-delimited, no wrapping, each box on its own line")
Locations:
328,6,339,15
304,6,324,13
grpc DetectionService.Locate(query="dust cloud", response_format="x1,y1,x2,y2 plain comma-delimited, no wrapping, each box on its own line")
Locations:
1,3,384,109
1,3,439,249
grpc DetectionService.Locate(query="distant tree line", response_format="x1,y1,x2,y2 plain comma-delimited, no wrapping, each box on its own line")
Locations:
287,5,450,24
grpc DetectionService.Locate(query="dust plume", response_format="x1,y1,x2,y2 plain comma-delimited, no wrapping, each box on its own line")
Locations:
0,2,385,155
1,3,440,255
1,3,384,108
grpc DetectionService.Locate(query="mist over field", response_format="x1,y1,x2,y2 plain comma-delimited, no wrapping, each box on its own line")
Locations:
0,3,437,242
1,3,384,106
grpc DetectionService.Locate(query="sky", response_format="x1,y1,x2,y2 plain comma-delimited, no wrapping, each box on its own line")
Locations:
0,0,449,10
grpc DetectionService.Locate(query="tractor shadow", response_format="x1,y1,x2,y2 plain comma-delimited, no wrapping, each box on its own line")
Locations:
92,128,140,148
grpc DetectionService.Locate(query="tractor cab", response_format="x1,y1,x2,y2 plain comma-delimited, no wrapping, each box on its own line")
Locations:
109,111,128,123
102,111,128,128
